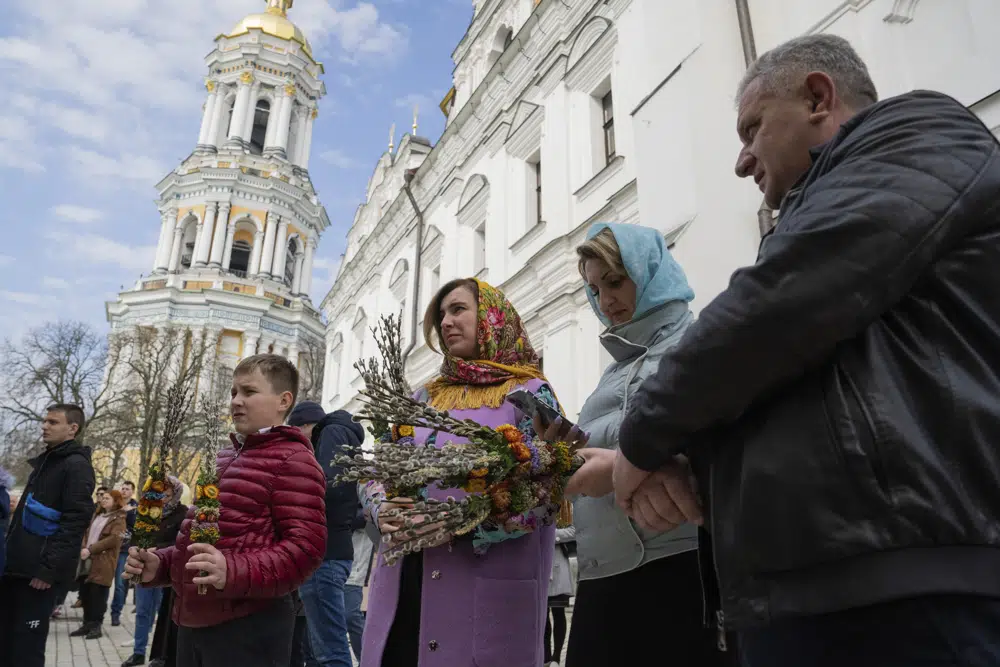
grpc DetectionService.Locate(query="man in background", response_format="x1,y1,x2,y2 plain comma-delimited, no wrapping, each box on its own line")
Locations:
1,404,95,667
288,401,365,667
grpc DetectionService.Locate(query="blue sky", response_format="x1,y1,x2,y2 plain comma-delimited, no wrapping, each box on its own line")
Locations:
0,0,472,341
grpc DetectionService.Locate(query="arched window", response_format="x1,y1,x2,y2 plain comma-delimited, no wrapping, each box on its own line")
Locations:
230,239,251,275
179,218,198,269
249,99,270,155
353,309,367,360
284,237,299,286
487,27,513,69
223,96,236,140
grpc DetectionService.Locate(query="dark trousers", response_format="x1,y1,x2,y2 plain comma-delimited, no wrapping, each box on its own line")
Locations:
79,581,111,625
381,553,422,667
739,594,1000,667
0,575,59,667
544,607,567,663
566,550,735,667
290,614,319,667
177,596,295,667
150,590,179,666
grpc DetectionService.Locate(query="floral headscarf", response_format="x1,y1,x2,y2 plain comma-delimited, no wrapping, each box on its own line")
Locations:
164,474,184,514
426,279,546,410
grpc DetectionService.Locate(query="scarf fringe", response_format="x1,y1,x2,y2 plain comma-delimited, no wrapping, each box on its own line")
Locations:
425,378,529,411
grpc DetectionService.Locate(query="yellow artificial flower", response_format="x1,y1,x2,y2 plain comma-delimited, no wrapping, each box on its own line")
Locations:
142,479,152,492
148,507,162,520
138,504,149,516
463,479,487,494
397,424,415,438
203,485,220,499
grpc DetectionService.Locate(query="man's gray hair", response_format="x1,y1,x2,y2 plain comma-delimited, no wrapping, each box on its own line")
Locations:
737,34,878,109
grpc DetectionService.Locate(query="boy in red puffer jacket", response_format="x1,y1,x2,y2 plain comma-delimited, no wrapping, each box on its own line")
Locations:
124,354,327,666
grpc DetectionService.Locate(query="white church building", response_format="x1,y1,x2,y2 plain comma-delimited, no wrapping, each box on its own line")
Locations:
318,0,1000,420
106,0,329,370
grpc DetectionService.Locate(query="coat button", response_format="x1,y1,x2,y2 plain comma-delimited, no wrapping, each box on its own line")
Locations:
431,570,441,580
428,640,439,651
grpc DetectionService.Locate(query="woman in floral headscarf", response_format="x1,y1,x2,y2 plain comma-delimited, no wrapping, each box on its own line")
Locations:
361,278,586,667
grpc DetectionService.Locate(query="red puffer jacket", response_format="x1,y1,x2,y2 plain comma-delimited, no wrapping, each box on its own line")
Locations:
150,426,326,628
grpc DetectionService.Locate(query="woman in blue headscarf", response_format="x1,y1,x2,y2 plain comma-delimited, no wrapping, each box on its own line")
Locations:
554,223,732,666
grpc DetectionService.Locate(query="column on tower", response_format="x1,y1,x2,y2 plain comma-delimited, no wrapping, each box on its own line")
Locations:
221,220,237,271
291,109,309,167
258,213,280,279
288,342,300,366
271,218,290,282
241,332,260,360
209,202,231,267
227,72,254,147
249,230,265,277
154,208,178,274
273,84,296,159
298,109,317,171
291,252,305,294
301,238,316,298
194,203,218,268
240,82,262,145
206,85,229,150
197,81,220,150
168,224,185,273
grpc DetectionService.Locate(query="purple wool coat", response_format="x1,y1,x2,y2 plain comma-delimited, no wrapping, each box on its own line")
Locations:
361,378,556,667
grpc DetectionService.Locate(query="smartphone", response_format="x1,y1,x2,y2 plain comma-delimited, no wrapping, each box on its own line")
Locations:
506,389,575,438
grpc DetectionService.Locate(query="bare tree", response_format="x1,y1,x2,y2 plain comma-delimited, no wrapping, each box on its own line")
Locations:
172,357,232,478
298,335,327,403
98,326,219,482
0,321,119,435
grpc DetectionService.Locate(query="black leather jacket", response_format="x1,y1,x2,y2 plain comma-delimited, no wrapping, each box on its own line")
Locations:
619,91,1000,629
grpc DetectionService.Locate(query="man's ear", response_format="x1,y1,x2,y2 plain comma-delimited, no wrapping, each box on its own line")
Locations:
804,71,836,123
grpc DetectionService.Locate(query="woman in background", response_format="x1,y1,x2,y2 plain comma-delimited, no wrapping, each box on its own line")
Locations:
71,489,127,640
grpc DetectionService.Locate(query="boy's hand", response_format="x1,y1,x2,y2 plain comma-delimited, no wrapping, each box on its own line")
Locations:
186,543,227,590
124,546,160,584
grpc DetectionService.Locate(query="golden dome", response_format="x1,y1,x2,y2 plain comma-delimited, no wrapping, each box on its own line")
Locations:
228,5,312,57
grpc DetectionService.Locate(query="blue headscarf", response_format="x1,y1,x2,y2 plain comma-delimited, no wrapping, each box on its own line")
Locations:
583,222,694,327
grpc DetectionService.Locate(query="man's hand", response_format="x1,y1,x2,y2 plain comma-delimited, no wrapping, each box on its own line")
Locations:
613,449,653,512
124,546,160,584
29,578,51,590
80,548,91,560
628,456,703,533
186,543,228,591
565,448,615,497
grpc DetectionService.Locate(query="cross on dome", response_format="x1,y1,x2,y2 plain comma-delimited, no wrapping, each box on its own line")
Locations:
267,0,294,16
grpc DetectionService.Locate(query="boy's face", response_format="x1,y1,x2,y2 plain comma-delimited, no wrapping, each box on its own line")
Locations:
230,368,294,435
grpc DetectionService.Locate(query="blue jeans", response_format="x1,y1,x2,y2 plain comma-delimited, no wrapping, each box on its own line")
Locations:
739,594,1000,667
343,584,365,662
133,586,163,656
110,552,128,619
299,559,353,667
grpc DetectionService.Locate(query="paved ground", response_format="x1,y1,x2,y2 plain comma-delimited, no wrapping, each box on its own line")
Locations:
46,592,138,667
47,592,570,667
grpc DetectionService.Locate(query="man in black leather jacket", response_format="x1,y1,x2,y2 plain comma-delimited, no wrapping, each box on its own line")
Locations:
613,34,1000,666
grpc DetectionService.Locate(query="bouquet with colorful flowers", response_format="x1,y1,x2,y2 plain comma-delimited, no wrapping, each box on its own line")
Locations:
190,384,228,594
336,315,584,565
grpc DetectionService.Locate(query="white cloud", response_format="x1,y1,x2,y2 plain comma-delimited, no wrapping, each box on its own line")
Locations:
319,149,362,169
0,291,44,305
45,230,155,272
42,277,71,290
394,93,431,110
0,255,13,267
66,147,164,184
51,205,104,224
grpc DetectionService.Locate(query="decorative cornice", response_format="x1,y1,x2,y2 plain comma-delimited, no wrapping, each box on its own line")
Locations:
505,102,544,159
564,17,616,93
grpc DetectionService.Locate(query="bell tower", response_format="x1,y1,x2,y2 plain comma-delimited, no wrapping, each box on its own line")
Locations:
106,0,330,372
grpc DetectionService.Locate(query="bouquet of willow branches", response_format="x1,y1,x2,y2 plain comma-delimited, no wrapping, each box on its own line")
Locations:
131,380,194,583
191,386,227,594
336,314,583,565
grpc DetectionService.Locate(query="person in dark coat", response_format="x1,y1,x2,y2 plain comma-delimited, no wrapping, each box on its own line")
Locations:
121,475,187,667
0,404,96,667
613,33,1000,667
287,401,365,667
